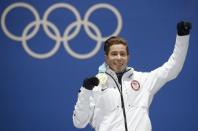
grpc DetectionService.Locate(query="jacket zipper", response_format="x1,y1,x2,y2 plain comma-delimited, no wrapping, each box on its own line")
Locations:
105,72,129,131
120,85,128,131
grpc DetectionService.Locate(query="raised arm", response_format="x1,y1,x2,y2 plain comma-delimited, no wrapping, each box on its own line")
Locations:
73,77,99,128
148,21,192,95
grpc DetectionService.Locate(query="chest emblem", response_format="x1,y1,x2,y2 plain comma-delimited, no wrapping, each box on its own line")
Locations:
131,80,140,91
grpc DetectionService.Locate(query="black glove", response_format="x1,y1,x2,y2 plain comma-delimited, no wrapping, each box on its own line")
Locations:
82,77,99,90
177,21,192,36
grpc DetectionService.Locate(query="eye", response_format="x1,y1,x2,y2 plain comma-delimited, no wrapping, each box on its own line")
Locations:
111,52,117,56
120,52,127,56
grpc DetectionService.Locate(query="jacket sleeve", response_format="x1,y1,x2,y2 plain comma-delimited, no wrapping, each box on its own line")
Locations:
148,35,190,95
73,87,95,128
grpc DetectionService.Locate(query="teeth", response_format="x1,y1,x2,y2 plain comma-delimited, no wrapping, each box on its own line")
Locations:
117,63,123,66
113,62,123,66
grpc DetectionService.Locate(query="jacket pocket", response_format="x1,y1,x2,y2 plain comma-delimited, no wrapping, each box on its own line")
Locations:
127,89,151,111
101,87,120,112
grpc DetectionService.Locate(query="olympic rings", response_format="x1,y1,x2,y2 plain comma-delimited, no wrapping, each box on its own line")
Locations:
1,2,123,59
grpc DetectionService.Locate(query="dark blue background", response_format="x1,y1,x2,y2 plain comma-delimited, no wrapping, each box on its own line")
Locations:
0,0,197,131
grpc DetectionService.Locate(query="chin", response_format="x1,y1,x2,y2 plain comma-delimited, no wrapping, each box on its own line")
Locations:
115,69,123,73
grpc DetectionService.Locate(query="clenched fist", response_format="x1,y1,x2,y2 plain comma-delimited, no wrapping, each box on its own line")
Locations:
177,21,192,36
83,77,99,90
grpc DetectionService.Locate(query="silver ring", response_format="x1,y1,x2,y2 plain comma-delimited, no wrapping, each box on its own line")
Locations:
1,2,123,59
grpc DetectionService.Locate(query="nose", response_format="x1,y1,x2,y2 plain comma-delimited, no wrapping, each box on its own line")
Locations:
116,54,122,60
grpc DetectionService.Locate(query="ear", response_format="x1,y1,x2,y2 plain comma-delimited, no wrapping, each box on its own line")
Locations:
104,54,108,64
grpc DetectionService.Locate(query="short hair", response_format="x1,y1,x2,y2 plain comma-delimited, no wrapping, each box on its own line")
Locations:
104,36,129,55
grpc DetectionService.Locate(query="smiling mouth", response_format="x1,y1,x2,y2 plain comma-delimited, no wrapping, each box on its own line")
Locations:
113,64,123,68
115,62,123,65
117,63,123,66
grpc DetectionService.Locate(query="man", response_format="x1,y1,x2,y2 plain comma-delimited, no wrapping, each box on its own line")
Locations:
73,21,192,131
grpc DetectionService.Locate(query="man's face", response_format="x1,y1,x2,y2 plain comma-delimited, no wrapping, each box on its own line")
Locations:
105,44,129,73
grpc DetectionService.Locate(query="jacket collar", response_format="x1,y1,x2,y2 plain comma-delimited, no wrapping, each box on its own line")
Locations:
98,62,134,80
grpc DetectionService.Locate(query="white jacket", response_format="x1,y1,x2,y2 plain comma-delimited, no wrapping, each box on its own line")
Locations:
73,35,190,131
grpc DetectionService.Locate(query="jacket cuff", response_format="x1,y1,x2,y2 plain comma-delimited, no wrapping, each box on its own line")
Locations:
78,87,93,103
